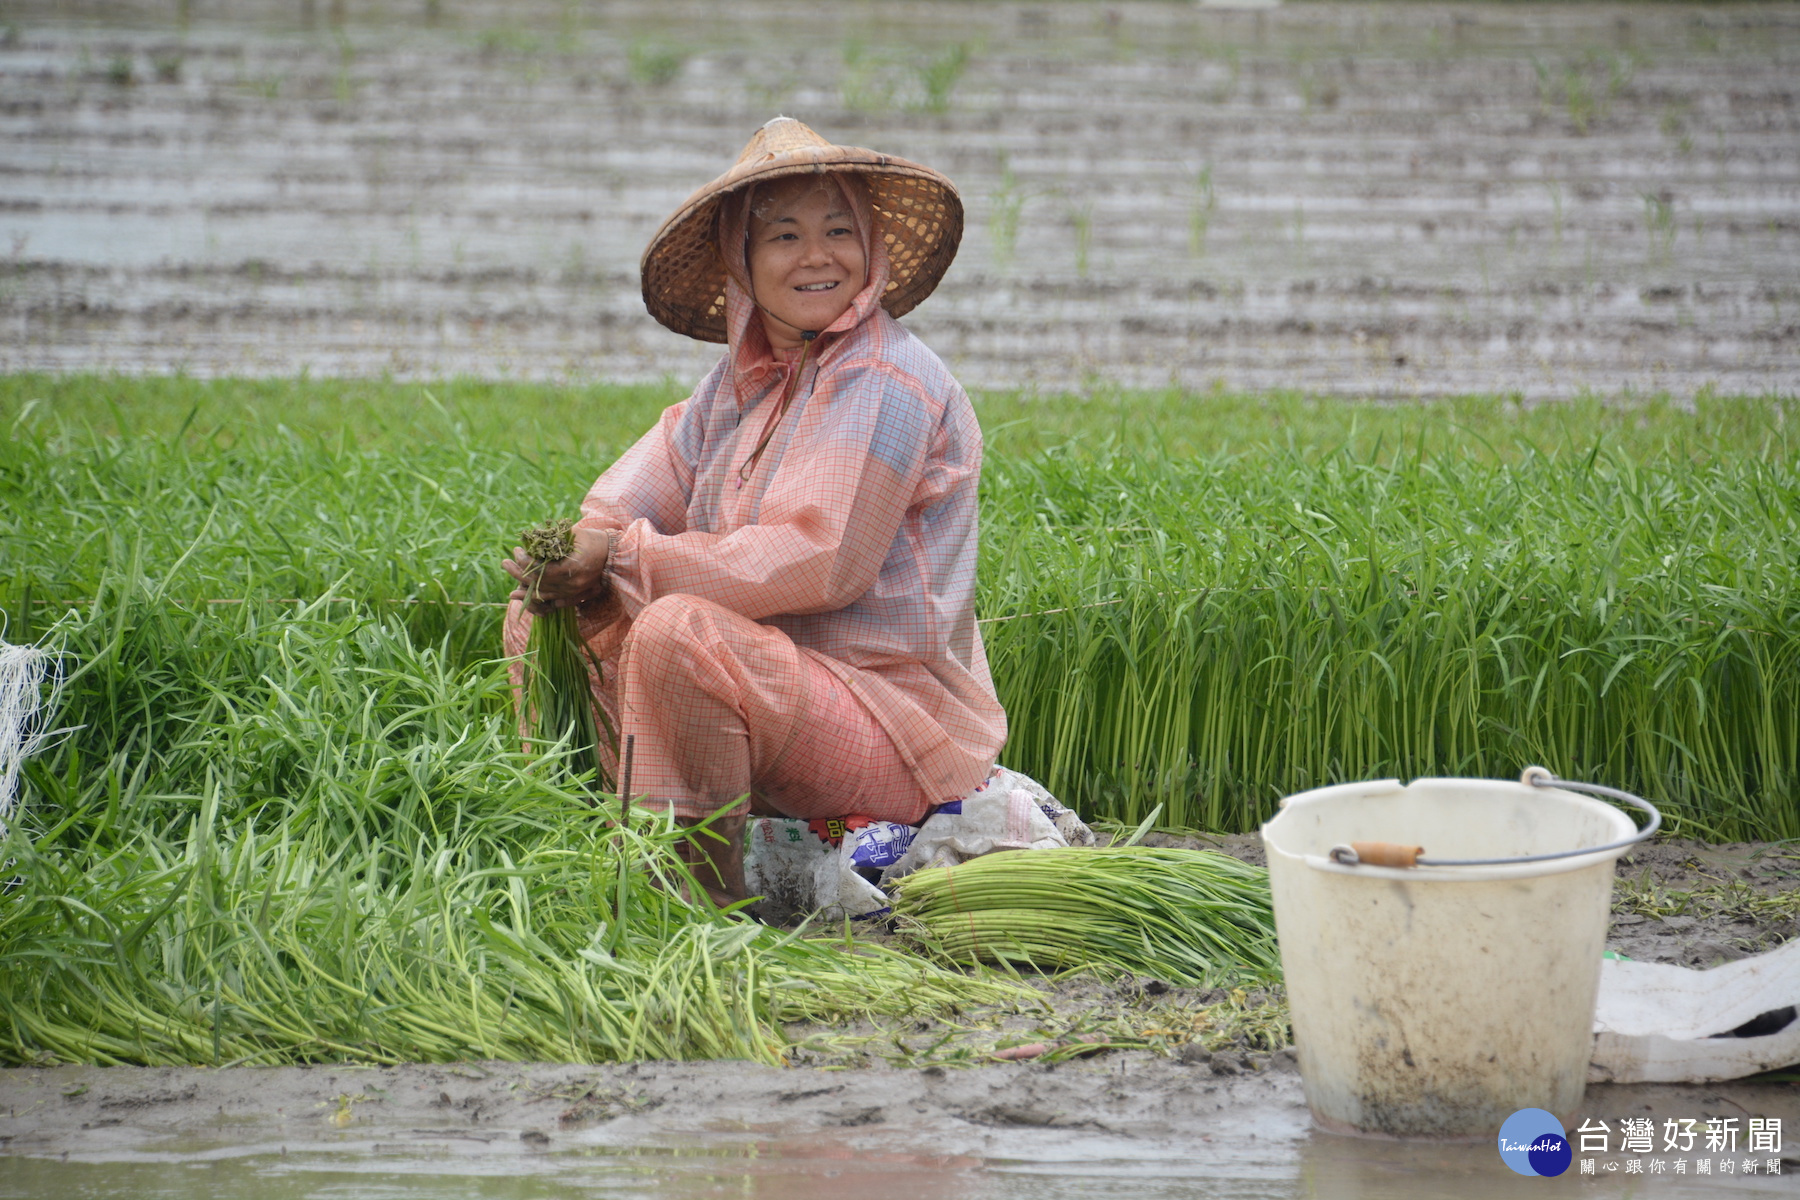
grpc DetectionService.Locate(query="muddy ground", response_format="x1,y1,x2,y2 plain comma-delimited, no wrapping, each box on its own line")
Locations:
4,1,1798,398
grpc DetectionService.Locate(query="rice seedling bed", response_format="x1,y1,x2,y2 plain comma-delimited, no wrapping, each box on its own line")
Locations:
978,395,1800,841
1,375,1796,1068
5,374,1795,842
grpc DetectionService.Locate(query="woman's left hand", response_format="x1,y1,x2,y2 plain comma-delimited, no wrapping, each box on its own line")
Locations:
503,527,613,614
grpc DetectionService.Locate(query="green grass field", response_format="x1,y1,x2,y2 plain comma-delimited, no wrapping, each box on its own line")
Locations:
0,374,1795,1066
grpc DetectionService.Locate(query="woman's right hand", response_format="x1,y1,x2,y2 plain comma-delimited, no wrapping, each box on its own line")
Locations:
503,526,614,614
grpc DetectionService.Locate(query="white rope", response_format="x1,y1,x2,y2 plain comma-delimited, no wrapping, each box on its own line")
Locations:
0,641,61,837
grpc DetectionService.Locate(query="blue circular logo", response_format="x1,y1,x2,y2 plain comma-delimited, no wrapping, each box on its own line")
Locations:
1498,1108,1571,1177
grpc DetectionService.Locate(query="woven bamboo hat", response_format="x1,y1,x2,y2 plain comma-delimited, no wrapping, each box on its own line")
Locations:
640,117,963,343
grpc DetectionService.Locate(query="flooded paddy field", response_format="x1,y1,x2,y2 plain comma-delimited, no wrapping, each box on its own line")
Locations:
3,1,1798,397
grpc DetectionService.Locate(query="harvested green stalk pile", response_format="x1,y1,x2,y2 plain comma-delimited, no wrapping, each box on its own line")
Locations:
0,587,1035,1068
0,797,1035,1067
893,846,1279,986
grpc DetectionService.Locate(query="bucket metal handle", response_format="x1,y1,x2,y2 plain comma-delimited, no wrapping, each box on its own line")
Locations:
1326,766,1662,868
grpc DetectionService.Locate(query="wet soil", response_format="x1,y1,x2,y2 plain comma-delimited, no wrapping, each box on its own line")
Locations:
4,2,1798,398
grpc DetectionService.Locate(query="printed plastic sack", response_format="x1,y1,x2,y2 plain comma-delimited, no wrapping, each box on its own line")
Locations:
744,815,916,922
742,767,1093,921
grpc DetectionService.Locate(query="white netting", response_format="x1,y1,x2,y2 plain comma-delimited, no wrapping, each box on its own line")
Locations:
0,641,61,836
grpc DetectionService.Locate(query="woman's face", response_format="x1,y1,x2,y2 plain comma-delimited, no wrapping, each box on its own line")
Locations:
746,178,868,350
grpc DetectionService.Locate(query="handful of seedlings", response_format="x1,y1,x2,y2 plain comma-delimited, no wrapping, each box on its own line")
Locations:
892,846,1279,986
517,517,615,791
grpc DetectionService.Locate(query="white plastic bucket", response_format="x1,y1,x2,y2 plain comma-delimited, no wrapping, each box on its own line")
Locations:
1260,770,1649,1139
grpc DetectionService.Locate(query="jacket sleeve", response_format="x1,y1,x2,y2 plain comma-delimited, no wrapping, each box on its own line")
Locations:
606,362,934,621
574,398,700,539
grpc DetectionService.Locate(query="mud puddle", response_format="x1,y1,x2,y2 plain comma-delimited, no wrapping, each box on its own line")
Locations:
3,1,1797,397
3,1060,1795,1198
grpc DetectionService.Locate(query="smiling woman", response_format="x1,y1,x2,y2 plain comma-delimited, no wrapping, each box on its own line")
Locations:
501,118,999,906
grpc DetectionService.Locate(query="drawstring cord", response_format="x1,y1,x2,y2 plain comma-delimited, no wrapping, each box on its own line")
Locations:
736,329,817,487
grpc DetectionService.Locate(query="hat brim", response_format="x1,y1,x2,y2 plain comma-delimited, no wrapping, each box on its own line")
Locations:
640,146,963,344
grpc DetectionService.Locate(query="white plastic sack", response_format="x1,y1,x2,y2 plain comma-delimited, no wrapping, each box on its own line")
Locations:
742,767,1093,922
0,641,61,838
1590,937,1800,1083
879,766,1095,882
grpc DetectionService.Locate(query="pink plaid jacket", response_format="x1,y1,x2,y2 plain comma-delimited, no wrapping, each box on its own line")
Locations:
573,253,1006,806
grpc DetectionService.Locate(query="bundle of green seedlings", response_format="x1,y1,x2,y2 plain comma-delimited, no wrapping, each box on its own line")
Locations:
892,846,1280,986
517,517,614,792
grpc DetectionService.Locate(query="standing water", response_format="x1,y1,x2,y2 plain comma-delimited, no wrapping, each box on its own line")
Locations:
2,1060,1792,1197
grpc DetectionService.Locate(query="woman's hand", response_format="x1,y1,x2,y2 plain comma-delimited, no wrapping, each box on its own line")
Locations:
503,526,613,614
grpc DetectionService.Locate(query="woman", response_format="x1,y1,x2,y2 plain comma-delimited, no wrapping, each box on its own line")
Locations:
502,117,1005,907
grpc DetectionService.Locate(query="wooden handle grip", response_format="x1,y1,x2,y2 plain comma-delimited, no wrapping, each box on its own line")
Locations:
1351,841,1424,868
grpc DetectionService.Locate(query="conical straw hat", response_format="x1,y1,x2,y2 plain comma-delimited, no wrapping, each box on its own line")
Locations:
640,117,963,343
